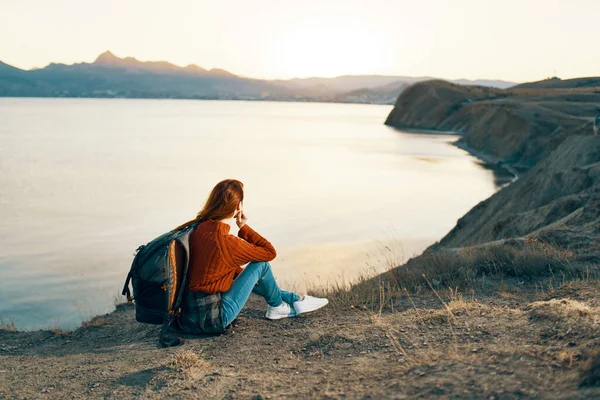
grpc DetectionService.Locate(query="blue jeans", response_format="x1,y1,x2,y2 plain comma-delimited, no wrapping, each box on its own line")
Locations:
220,261,300,328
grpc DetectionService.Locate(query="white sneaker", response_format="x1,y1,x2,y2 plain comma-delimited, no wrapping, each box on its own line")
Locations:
265,302,296,320
293,295,329,315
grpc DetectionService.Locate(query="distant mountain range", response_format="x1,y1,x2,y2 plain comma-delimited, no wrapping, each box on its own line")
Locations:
0,51,518,104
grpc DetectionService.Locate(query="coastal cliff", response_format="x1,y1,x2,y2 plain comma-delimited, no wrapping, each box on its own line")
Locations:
385,80,599,168
385,78,600,261
440,136,600,253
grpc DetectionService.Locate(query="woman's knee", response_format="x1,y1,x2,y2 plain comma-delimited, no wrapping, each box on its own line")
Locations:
245,261,271,273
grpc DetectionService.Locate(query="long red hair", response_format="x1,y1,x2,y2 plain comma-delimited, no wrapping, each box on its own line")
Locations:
174,179,244,231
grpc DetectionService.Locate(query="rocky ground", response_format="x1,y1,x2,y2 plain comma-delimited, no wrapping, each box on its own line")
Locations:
1,278,599,399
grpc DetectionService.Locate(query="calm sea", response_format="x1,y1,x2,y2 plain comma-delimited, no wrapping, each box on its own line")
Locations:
0,98,508,330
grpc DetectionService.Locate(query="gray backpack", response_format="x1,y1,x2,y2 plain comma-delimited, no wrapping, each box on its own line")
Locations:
122,223,198,347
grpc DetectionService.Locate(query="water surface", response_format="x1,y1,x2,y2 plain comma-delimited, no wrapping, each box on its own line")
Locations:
0,98,502,330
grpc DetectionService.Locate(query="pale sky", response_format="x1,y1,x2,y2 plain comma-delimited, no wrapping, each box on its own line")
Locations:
0,0,598,82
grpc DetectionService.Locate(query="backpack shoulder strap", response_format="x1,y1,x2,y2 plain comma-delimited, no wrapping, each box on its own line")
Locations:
121,271,133,302
122,244,145,302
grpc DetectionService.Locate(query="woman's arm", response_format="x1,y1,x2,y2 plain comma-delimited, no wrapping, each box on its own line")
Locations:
226,224,277,265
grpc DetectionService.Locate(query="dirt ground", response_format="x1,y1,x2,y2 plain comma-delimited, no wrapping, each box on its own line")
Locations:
1,280,599,399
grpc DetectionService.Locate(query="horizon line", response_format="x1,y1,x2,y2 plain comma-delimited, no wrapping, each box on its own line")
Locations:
0,50,523,84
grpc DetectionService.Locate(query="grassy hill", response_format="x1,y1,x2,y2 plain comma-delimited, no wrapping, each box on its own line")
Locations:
514,77,600,90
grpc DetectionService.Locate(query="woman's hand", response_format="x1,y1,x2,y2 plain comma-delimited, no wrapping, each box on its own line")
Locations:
236,210,248,228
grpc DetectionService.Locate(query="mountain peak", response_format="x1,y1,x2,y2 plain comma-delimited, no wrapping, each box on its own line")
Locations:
94,50,121,64
184,64,208,73
88,52,239,77
92,51,183,73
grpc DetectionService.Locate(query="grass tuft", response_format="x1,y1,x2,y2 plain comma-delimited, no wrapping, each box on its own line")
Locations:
421,293,479,325
527,298,598,324
81,315,111,329
0,316,17,332
48,318,71,336
172,350,211,379
173,350,204,369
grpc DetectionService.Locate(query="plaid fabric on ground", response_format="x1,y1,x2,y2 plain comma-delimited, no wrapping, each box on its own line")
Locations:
177,290,225,335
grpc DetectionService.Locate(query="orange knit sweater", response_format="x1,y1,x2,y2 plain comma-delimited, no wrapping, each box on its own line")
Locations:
187,220,277,294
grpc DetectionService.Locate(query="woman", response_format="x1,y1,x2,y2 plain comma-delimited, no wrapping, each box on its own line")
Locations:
175,179,328,334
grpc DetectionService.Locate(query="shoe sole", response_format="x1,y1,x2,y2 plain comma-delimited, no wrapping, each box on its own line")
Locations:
295,299,329,315
265,312,296,320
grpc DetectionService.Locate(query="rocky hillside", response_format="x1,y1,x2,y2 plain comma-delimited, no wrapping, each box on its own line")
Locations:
385,80,600,168
440,136,600,258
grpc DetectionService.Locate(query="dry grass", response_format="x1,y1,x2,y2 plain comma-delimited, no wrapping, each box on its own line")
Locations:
365,286,502,374
0,316,17,332
49,327,70,336
527,298,598,324
390,240,575,291
421,294,480,325
497,290,522,300
48,318,71,336
81,315,111,329
311,240,580,311
307,271,380,310
172,350,211,380
173,350,205,369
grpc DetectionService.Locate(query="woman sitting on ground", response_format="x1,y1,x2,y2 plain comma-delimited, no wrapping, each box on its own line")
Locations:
174,179,328,334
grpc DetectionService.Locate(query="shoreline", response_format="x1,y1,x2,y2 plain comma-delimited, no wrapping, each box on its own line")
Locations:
388,125,521,183
0,95,397,107
453,139,520,183
385,125,463,136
